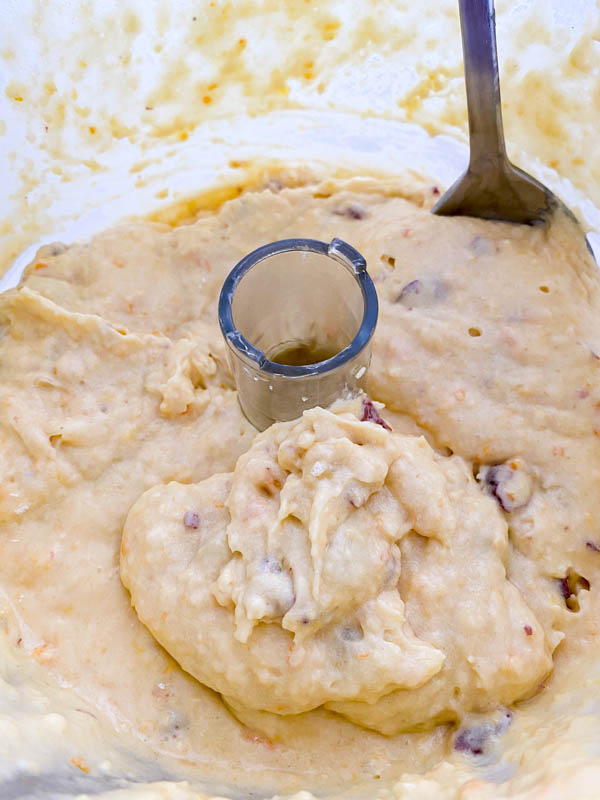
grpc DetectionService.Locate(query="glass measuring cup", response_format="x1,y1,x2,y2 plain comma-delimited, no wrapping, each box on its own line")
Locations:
218,237,378,430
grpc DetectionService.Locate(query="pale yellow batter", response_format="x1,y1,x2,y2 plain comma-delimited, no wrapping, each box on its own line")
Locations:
122,398,552,734
2,172,600,797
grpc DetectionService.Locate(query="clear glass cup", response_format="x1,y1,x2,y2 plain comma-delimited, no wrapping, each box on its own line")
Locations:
218,237,378,430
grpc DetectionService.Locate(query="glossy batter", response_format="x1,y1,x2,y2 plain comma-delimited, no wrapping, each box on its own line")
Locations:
1,172,600,798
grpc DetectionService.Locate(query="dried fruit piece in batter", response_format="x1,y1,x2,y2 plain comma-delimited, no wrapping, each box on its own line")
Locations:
333,205,366,220
395,276,448,307
183,511,200,529
360,399,392,431
478,458,533,512
454,710,513,756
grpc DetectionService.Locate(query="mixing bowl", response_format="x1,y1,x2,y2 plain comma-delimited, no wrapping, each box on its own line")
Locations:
1,1,600,798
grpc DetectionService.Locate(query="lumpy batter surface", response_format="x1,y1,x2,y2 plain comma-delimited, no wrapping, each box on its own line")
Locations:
2,172,600,797
122,399,552,734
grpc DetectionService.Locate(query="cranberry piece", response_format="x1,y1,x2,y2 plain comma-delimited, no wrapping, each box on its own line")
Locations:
454,726,488,756
360,399,391,431
396,276,448,307
484,465,514,512
454,712,512,756
183,511,200,529
481,461,532,513
333,204,366,220
559,576,571,600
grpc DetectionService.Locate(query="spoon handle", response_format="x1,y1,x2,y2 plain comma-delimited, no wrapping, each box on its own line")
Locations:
459,0,507,167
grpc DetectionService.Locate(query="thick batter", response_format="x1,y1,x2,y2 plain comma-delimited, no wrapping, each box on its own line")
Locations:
122,398,552,734
1,172,600,797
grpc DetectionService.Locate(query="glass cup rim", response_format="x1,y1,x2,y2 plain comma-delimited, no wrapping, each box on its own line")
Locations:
218,237,378,377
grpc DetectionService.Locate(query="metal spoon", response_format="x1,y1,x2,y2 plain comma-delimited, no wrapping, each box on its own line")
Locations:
432,0,556,224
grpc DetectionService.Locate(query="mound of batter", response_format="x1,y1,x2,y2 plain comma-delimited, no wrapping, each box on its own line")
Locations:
122,398,553,732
